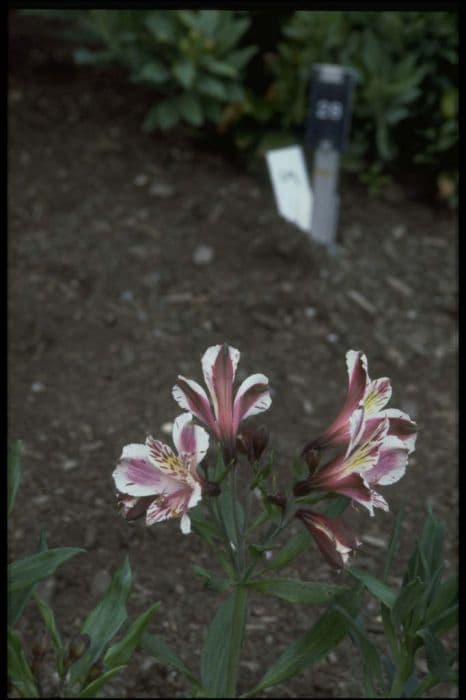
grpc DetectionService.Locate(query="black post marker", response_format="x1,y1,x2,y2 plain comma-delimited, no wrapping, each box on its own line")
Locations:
307,64,357,251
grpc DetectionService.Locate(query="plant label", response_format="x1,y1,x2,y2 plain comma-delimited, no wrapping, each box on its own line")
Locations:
265,145,313,234
307,64,357,153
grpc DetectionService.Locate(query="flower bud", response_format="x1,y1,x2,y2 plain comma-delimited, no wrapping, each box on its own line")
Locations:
85,661,103,685
236,426,269,464
31,630,48,658
268,492,287,511
67,633,90,662
304,449,321,474
292,477,312,498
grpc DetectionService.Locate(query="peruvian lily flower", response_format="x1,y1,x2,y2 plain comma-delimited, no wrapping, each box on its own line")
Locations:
303,350,418,455
296,509,361,569
300,408,411,516
172,344,271,462
113,412,208,534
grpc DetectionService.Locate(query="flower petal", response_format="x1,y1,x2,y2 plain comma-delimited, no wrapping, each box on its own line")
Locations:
113,444,179,497
383,409,418,454
326,417,389,481
303,350,368,451
364,435,409,486
145,488,189,526
172,412,209,468
172,376,217,436
117,494,154,520
146,436,190,481
180,513,192,534
232,373,271,432
202,344,240,422
362,377,392,415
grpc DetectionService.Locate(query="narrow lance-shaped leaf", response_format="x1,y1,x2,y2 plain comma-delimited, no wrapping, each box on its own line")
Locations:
333,605,383,697
68,557,132,687
201,587,248,698
8,627,39,698
248,587,362,695
265,532,310,571
384,505,404,582
9,531,50,627
142,633,203,691
8,548,85,593
78,665,127,698
391,577,426,632
347,567,397,609
34,592,65,675
244,578,347,605
104,602,160,669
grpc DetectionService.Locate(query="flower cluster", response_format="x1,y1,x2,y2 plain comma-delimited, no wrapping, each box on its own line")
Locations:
295,350,417,567
113,345,417,570
113,344,271,534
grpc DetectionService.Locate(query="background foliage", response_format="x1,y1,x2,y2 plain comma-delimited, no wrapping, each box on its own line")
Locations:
18,9,459,200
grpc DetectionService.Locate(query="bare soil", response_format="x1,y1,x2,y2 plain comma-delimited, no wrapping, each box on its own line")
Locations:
8,13,458,699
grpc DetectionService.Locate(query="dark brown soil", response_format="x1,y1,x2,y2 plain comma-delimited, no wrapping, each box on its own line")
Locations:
8,13,458,699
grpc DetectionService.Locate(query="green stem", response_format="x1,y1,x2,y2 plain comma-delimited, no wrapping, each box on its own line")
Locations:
208,497,239,577
410,674,438,698
230,467,245,575
388,652,414,698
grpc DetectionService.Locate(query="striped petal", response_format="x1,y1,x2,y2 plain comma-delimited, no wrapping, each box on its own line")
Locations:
146,436,191,482
364,435,409,486
113,444,181,497
303,350,368,450
362,377,392,415
232,373,271,432
383,409,418,454
172,412,209,470
172,376,217,436
202,344,240,424
327,417,389,481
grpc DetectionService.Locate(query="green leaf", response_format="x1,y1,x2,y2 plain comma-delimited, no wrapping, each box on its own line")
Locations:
78,665,127,698
177,93,204,126
103,602,160,669
216,474,245,552
392,577,427,631
8,440,22,517
250,587,362,694
8,548,84,593
34,593,65,675
425,575,457,624
9,531,50,627
201,587,247,697
199,76,228,101
333,606,383,697
173,60,196,89
8,627,39,697
265,532,310,571
192,565,232,593
142,633,202,689
347,567,397,609
320,495,351,518
416,627,456,681
68,557,132,686
144,12,177,42
137,60,170,84
422,603,458,637
203,57,238,78
189,507,221,544
383,506,404,582
419,509,445,577
143,100,180,132
244,578,346,605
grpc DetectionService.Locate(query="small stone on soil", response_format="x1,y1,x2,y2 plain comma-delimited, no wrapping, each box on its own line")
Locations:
192,244,214,266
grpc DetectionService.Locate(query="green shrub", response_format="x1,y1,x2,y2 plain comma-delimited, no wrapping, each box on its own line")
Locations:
257,11,457,200
68,10,257,131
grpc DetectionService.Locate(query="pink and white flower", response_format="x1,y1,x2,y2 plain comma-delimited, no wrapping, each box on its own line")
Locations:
296,509,361,569
113,412,209,534
303,410,410,516
172,344,271,460
303,350,418,454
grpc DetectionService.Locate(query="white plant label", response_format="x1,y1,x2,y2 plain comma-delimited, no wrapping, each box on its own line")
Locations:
265,145,313,233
